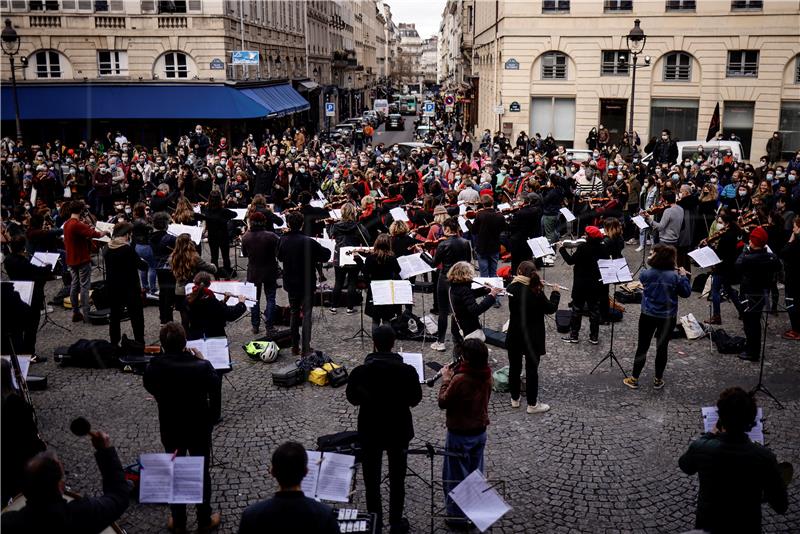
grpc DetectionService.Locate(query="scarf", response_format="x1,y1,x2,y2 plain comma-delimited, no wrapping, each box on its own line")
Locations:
459,360,492,381
107,237,128,250
511,275,530,286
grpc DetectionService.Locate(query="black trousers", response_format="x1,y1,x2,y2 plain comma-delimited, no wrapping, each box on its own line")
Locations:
436,276,451,343
742,311,763,359
508,348,540,404
156,268,176,325
109,292,145,347
162,435,212,529
208,238,231,271
361,445,408,528
331,266,357,309
288,293,314,353
569,293,600,339
631,313,676,379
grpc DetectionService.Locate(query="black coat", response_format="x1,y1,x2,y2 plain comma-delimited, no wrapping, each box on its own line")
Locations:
277,231,331,297
735,247,780,312
559,238,605,301
103,242,147,297
1,447,129,534
448,281,495,339
241,229,280,286
468,208,507,255
433,236,472,275
506,282,560,356
202,206,236,243
143,351,221,447
3,253,52,310
346,352,422,448
185,293,247,340
238,491,340,534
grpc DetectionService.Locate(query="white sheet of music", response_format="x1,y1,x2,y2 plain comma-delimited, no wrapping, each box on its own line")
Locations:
688,247,722,268
310,200,327,209
232,209,247,221
139,453,175,504
8,281,34,305
448,470,511,532
458,215,469,233
185,281,257,309
527,237,554,258
171,456,205,504
472,277,504,290
2,356,30,389
598,258,633,284
371,280,413,305
168,223,203,244
398,253,435,279
389,207,409,221
496,202,511,212
93,221,113,242
399,352,425,384
339,247,368,267
315,238,336,259
316,452,355,503
317,191,326,201
459,204,467,215
329,209,342,220
186,338,230,370
301,450,323,499
559,207,576,223
631,215,649,230
30,252,60,270
702,406,764,444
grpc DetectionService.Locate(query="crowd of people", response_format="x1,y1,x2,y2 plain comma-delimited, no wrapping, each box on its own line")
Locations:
1,117,796,532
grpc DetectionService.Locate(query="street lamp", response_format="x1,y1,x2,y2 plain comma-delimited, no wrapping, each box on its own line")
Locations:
625,18,646,148
2,19,23,142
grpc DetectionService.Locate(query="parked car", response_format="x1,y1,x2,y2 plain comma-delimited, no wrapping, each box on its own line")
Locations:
415,124,436,142
334,123,355,143
386,113,405,131
362,110,380,127
565,149,594,163
641,140,745,165
393,142,434,158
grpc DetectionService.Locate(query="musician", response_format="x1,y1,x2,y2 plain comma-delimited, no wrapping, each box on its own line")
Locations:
437,339,493,527
622,245,691,390
237,441,340,534
541,177,565,243
202,190,237,277
241,212,280,335
643,190,682,248
184,272,247,340
170,233,218,330
355,234,402,330
245,194,284,234
735,226,781,362
506,261,560,414
144,322,221,534
430,219,473,352
704,210,743,325
559,225,605,344
637,175,659,252
780,216,800,339
277,211,331,356
131,202,158,296
297,191,329,239
467,195,507,279
1,429,129,534
151,212,178,326
330,203,369,315
602,217,624,259
346,325,421,534
359,195,387,244
447,261,500,351
508,193,542,276
63,200,108,323
678,387,788,533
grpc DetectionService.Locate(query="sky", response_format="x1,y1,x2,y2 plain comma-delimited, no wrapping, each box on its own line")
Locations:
385,0,448,40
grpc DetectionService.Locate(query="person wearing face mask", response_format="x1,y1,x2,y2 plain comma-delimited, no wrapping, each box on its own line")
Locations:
766,132,783,165
787,152,800,174
104,222,148,348
701,210,742,325
653,130,678,167
92,161,114,218
189,125,210,158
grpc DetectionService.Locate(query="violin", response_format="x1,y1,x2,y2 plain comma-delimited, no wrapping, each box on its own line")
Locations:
640,202,668,217
412,237,447,251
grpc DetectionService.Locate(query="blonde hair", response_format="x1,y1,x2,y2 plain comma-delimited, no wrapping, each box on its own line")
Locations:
361,196,375,208
341,203,356,222
169,234,199,282
173,196,195,224
447,261,475,283
434,213,448,225
390,220,409,236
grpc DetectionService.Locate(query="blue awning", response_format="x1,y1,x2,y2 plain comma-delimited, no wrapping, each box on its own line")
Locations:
238,84,310,117
0,83,308,121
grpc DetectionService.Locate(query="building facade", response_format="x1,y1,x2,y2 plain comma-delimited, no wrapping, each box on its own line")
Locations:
437,0,473,90
470,0,800,159
420,36,438,86
396,22,422,89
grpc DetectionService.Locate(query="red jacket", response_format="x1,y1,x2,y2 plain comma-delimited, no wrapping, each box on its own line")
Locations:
63,218,103,267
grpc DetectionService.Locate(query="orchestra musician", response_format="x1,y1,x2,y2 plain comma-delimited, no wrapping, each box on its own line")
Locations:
329,203,369,315
241,212,280,335
355,234,402,330
184,272,247,340
780,216,800,340
446,261,500,355
642,190,682,249
559,225,606,345
390,220,418,314
63,200,109,323
151,212,178,326
703,209,743,325
170,233,218,330
467,195,507,279
429,218,473,352
103,222,148,349
508,193,542,276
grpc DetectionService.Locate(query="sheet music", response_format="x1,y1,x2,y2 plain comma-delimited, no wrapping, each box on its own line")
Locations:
339,247,369,267
310,199,327,209
2,356,31,389
527,237,554,259
315,238,336,259
399,352,425,383
329,209,342,220
30,252,60,270
371,280,413,305
232,209,247,221
316,452,355,503
184,281,257,309
459,204,467,215
598,258,633,284
7,281,34,305
631,215,649,230
389,207,409,221
168,223,203,244
398,253,435,279
559,207,576,223
95,220,115,235
186,338,230,370
701,406,764,444
139,453,176,504
317,191,326,201
688,247,722,268
301,450,323,499
472,277,504,290
496,203,511,212
449,470,511,532
171,456,205,504
458,216,469,233
193,205,201,214
274,213,287,230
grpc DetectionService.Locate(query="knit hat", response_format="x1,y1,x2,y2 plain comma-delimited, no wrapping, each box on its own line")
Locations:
749,226,768,248
585,226,603,239
249,212,266,226
433,205,448,216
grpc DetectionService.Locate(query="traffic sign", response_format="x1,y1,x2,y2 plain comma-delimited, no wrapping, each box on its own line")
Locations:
423,101,435,117
325,102,336,117
493,104,504,115
444,94,455,112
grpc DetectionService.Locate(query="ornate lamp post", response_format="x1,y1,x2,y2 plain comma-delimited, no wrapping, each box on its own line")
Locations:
1,19,23,142
625,19,646,148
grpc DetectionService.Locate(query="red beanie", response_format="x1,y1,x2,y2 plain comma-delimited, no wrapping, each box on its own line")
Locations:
585,226,603,239
749,226,768,249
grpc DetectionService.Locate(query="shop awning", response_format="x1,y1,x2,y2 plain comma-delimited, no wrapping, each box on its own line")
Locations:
296,80,320,91
238,84,310,117
0,82,308,121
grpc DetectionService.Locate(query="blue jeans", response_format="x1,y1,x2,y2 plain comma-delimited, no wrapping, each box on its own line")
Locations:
711,272,741,317
476,252,499,278
135,244,157,291
251,283,277,329
443,430,487,518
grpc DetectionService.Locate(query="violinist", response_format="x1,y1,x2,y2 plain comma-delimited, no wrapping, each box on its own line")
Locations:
390,220,418,314
637,175,660,252
356,234,402,330
592,185,623,222
508,193,542,275
642,190,682,249
541,176,565,243
430,219,473,352
409,194,435,228
467,196,507,279
63,200,109,323
330,203,369,315
358,195,387,244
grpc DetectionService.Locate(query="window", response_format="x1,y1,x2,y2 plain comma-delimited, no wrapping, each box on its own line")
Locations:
663,52,692,81
29,0,59,9
727,50,759,77
665,0,695,10
98,50,127,76
531,97,575,144
158,0,185,13
542,0,570,12
779,101,800,160
796,56,800,84
601,50,628,76
604,0,632,11
541,52,567,79
731,0,762,10
34,50,61,78
163,51,188,78
650,99,698,143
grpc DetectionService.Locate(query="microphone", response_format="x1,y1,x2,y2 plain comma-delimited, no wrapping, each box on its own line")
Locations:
70,417,91,437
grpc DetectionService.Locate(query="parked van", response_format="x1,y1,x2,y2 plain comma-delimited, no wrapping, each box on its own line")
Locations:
641,140,745,165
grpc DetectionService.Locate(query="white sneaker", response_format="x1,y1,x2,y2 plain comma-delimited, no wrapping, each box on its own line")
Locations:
635,246,644,252
527,402,550,414
511,399,520,408
430,341,447,352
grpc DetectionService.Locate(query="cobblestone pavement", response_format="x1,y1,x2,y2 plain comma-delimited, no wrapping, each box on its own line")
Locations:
22,245,800,533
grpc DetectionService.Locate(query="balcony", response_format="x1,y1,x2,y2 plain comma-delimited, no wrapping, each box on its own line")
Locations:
30,15,61,28
95,16,126,29
158,16,188,29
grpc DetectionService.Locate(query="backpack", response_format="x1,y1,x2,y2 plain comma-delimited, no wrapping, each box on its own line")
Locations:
711,329,746,354
391,311,426,340
58,339,118,368
492,366,510,393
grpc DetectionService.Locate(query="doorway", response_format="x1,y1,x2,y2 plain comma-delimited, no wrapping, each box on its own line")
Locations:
723,101,754,160
599,99,628,146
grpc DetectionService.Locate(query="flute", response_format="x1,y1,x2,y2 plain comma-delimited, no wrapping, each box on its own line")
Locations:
209,289,257,303
542,281,569,291
474,281,511,297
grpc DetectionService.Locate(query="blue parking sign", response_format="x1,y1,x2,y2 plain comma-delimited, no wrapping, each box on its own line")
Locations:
423,101,435,117
325,103,336,117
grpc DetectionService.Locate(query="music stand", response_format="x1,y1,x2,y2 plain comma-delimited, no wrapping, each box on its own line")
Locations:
750,299,787,409
405,442,469,534
631,215,651,277
39,298,71,333
342,284,371,342
590,259,632,377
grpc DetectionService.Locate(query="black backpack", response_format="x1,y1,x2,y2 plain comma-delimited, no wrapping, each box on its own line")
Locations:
391,311,425,340
57,339,118,368
711,329,746,354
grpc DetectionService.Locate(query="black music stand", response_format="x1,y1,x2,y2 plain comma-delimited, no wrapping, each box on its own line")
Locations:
632,223,650,277
405,442,468,534
590,259,631,377
39,298,71,333
342,285,371,342
749,299,787,409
